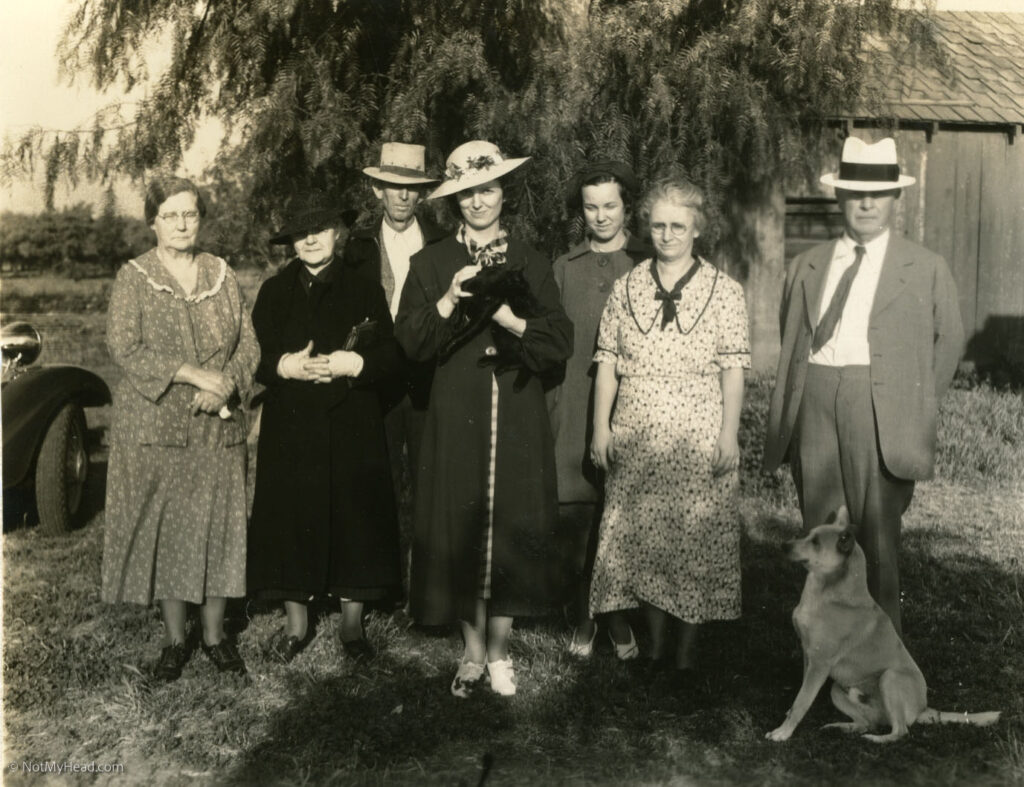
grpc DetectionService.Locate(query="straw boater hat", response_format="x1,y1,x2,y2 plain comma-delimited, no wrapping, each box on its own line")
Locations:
427,140,530,199
820,136,916,192
269,190,347,245
362,143,440,186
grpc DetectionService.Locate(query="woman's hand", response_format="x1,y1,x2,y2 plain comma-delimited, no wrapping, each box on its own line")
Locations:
590,424,615,471
437,264,482,318
178,364,235,399
711,431,740,477
324,350,364,379
191,390,227,415
491,304,526,338
278,340,332,382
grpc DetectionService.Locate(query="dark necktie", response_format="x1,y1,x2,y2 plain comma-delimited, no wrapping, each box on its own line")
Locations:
812,244,865,353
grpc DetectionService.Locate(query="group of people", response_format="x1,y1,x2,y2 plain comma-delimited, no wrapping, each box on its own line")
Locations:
100,134,963,699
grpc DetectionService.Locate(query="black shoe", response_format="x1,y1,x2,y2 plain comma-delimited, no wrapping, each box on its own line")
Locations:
154,642,189,682
202,639,247,675
266,630,305,664
340,636,375,661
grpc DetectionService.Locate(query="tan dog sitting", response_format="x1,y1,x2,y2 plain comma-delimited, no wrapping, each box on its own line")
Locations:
766,506,1000,743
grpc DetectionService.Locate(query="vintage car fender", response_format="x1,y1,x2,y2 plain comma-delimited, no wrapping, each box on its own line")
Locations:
1,365,111,488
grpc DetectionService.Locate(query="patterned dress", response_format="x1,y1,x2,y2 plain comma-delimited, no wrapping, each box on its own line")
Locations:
588,260,750,623
102,250,258,605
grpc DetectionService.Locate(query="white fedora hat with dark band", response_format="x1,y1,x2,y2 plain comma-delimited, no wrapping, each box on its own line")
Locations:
363,142,440,186
820,136,916,191
428,140,530,199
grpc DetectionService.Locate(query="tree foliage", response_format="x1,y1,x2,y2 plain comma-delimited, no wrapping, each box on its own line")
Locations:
0,205,148,275
4,0,941,268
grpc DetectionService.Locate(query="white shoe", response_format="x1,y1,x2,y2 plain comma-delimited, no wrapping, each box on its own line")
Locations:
487,657,517,696
568,623,598,658
610,628,639,661
450,660,485,698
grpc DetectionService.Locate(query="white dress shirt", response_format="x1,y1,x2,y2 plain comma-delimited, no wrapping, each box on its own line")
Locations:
381,219,424,318
808,230,889,366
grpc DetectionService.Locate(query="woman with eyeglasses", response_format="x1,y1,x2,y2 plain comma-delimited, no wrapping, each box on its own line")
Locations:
103,176,259,682
587,177,749,689
247,190,402,665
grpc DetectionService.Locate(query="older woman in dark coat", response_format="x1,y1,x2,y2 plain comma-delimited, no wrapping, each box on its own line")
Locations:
395,141,573,697
248,191,402,663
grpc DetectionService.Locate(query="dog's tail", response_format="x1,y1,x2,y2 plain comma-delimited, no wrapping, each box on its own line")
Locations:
916,708,1001,726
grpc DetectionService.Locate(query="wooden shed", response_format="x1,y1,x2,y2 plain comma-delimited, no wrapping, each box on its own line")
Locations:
782,11,1024,380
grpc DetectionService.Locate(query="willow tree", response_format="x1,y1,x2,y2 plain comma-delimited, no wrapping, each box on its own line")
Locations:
6,0,939,362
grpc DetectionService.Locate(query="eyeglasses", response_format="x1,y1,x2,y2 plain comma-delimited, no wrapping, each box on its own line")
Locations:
650,222,692,238
157,210,200,223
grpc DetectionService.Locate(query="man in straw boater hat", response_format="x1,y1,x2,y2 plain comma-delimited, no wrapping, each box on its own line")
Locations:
763,136,963,637
344,143,445,511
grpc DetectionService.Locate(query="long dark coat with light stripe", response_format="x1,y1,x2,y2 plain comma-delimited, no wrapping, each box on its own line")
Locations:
248,259,402,601
395,235,574,625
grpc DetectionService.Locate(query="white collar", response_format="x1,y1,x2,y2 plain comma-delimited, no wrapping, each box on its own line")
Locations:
381,217,420,240
839,229,889,260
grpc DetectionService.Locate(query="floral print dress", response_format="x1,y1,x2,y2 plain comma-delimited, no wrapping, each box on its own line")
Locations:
588,260,750,623
102,250,258,605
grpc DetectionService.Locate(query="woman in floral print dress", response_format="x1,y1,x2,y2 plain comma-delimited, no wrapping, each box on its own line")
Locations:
588,177,749,682
103,177,258,682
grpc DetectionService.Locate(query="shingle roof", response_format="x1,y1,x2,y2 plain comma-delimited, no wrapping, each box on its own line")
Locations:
862,11,1024,127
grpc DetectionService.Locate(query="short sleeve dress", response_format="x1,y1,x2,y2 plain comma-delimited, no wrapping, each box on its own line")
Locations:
588,259,750,623
102,250,258,605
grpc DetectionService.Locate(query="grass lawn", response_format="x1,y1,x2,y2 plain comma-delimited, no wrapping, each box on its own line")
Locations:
2,318,1022,785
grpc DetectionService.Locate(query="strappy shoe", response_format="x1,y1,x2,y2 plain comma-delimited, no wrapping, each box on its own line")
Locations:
610,627,639,661
568,622,598,658
154,642,189,682
450,659,486,698
487,657,517,696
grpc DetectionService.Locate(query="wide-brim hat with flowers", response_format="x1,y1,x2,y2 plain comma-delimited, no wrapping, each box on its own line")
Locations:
362,142,440,186
427,140,530,199
820,136,916,192
269,190,347,245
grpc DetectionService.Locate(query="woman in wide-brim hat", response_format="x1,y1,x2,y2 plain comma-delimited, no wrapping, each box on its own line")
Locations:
248,190,403,664
394,141,573,698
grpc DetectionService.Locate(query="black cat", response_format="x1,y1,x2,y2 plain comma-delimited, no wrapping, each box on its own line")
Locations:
438,265,546,391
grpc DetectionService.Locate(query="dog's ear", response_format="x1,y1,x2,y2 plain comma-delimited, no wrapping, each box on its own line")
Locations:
837,528,855,555
824,510,837,525
834,505,850,526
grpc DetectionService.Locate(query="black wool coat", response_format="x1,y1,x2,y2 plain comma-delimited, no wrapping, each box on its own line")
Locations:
248,259,402,600
395,235,574,625
342,214,447,411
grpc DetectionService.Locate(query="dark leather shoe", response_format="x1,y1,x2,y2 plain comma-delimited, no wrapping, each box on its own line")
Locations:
202,639,247,675
154,642,189,682
266,630,305,664
340,636,375,661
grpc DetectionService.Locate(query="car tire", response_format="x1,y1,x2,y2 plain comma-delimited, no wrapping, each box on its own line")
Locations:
34,402,88,535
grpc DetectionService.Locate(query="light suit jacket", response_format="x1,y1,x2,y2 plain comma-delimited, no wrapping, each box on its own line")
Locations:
763,234,963,481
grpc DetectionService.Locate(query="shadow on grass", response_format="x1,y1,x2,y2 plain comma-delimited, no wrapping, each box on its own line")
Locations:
218,517,1021,786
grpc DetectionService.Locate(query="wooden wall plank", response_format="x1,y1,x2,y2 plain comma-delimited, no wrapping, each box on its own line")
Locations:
976,132,1024,368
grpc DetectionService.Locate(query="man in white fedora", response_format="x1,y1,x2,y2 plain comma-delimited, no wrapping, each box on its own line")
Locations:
344,142,445,509
763,136,963,636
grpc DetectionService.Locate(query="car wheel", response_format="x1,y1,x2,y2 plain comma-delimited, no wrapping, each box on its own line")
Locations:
34,402,88,535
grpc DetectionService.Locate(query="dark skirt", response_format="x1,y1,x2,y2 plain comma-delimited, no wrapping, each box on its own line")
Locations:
247,386,402,604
